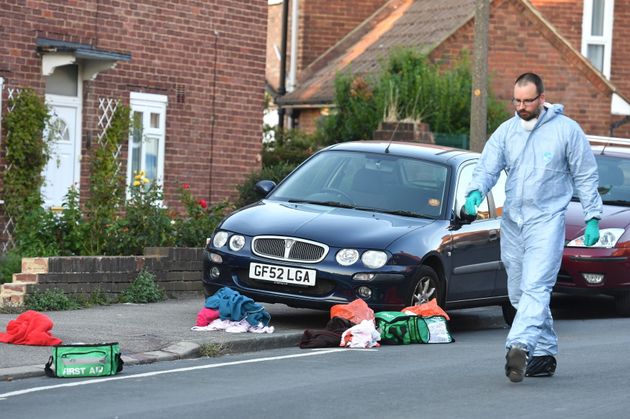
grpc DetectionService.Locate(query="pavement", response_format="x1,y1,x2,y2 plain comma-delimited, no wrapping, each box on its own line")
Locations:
0,296,507,381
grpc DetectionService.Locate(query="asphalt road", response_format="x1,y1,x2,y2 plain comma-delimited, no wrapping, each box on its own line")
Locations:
1,294,628,419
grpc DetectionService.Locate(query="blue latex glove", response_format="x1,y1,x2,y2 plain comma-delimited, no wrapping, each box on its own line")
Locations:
464,190,482,216
584,218,600,247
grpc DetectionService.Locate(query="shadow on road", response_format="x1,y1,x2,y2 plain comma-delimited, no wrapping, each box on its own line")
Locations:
551,293,619,320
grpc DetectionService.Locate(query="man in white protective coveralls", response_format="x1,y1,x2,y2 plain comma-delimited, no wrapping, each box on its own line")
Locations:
464,73,603,383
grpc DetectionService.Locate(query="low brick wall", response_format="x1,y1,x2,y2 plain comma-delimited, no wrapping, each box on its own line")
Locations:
0,247,205,307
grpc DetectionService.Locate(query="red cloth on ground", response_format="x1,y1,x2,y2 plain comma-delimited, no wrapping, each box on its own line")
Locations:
401,299,450,320
0,310,63,346
196,307,220,327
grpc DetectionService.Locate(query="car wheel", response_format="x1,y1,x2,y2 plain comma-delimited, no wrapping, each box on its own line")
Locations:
502,302,516,326
614,292,630,317
407,266,444,307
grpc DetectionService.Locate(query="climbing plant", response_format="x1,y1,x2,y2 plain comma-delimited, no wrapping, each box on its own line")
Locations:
83,103,130,255
3,88,51,217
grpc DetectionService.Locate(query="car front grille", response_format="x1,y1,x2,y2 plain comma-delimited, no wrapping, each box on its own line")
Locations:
252,236,328,263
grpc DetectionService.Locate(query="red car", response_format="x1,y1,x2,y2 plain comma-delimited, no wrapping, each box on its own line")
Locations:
556,136,630,316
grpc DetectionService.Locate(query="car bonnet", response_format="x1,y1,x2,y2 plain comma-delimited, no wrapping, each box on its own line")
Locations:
219,200,433,249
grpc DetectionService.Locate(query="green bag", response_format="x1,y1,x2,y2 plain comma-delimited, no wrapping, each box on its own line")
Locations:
375,312,453,345
45,342,124,378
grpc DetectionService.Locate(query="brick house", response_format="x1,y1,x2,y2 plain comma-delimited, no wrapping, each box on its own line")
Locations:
0,1,268,248
272,0,630,139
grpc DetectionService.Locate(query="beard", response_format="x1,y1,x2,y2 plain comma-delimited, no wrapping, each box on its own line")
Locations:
518,106,541,121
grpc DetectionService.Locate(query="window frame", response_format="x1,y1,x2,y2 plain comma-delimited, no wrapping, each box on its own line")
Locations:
581,0,615,78
127,92,168,189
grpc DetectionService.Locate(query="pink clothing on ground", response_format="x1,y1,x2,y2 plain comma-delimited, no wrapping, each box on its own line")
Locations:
195,307,220,326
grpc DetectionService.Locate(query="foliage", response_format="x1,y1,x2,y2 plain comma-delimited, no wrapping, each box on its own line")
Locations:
199,342,226,357
119,270,165,303
3,89,51,217
173,183,233,247
104,171,175,255
0,250,23,284
84,104,130,255
262,127,319,167
24,288,81,311
234,161,296,208
318,47,510,146
12,205,60,257
55,186,85,256
318,73,383,145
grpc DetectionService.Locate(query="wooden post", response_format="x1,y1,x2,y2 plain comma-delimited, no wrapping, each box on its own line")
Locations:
469,0,489,152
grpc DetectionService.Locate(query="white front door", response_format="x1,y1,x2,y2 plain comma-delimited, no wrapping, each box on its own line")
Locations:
42,94,81,210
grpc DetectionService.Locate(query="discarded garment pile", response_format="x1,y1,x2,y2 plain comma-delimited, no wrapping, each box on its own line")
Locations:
0,310,63,346
191,287,274,334
299,298,454,349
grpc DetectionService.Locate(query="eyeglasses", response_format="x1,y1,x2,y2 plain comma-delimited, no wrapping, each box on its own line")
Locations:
511,94,540,106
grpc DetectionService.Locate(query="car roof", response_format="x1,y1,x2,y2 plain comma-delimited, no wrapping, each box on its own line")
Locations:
588,135,630,159
324,141,478,166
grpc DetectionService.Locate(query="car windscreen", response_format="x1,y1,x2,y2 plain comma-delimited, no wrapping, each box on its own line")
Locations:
572,154,630,206
268,150,449,218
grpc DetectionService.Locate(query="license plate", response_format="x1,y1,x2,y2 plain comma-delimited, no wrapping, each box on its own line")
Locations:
249,263,316,287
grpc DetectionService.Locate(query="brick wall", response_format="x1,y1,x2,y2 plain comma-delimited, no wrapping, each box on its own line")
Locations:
0,247,205,307
266,2,283,92
298,0,387,73
431,0,616,138
0,1,267,209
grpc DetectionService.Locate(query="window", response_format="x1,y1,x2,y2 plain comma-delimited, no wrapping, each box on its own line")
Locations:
582,0,614,78
128,92,167,187
456,164,490,220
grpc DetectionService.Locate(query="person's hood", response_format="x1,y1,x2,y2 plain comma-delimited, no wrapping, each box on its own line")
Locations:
218,200,434,249
513,102,564,131
540,102,564,124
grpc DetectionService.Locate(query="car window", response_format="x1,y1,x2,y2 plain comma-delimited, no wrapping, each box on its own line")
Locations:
456,163,490,219
269,150,448,218
455,164,507,219
490,170,507,216
594,154,630,205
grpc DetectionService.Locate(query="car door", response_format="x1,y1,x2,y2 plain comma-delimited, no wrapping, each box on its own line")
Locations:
446,162,504,301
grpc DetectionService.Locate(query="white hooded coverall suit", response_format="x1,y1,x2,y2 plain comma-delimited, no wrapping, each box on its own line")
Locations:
466,103,603,356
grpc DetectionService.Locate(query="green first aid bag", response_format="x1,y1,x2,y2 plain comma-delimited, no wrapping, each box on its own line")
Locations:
375,312,454,345
45,342,124,378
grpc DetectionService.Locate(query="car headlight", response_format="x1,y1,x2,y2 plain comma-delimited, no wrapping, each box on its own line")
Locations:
229,234,246,251
336,249,359,266
566,228,625,248
212,231,229,248
362,250,388,269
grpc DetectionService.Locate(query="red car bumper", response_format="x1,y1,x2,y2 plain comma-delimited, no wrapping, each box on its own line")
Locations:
556,247,630,291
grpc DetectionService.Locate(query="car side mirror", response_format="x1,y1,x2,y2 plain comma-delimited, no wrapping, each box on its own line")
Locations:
452,197,476,226
458,205,477,224
255,180,276,197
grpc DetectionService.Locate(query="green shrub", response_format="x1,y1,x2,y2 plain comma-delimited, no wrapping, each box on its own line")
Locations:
120,270,165,303
317,47,510,146
0,250,23,284
262,127,319,167
318,73,383,144
55,186,86,256
12,204,60,257
84,104,129,255
104,172,175,255
234,162,296,208
3,89,51,217
173,183,233,247
24,289,81,311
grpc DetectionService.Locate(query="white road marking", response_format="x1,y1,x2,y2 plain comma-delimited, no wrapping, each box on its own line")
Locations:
0,348,361,399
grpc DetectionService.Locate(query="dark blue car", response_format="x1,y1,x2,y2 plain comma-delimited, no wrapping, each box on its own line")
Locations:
204,141,513,322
